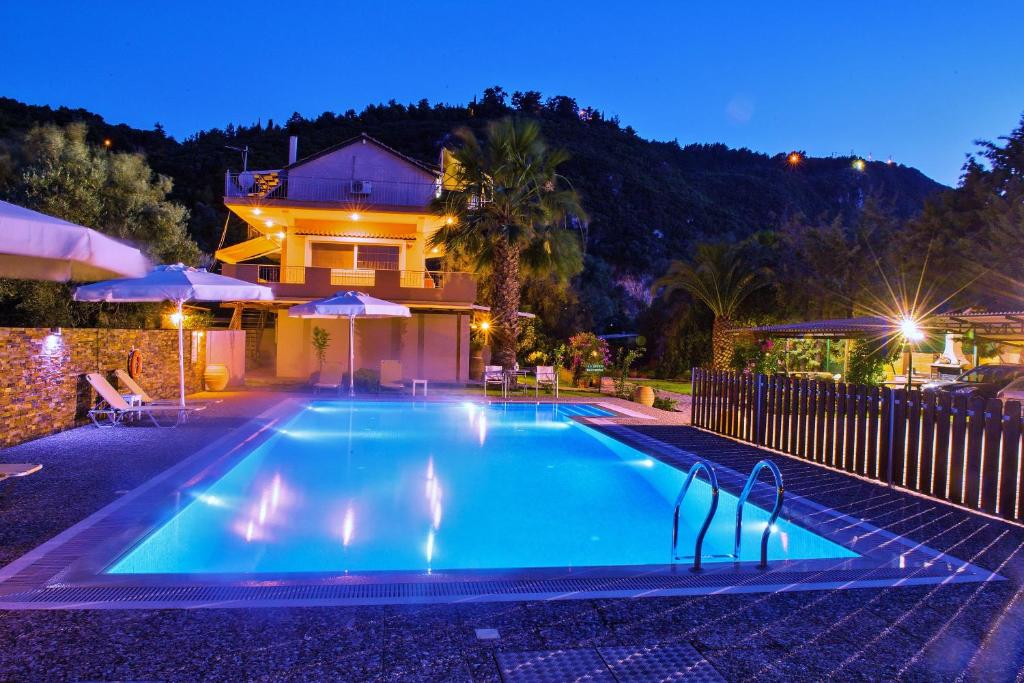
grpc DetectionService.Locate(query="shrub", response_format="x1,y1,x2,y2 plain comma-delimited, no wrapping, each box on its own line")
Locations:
653,395,678,411
354,368,382,389
568,332,610,386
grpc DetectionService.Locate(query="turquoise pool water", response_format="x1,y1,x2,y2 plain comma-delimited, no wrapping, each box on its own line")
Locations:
109,401,855,574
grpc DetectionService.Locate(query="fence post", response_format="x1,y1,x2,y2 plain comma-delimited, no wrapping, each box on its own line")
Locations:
755,373,766,445
886,387,896,487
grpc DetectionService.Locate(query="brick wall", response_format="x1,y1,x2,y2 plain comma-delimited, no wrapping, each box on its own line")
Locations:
0,327,206,447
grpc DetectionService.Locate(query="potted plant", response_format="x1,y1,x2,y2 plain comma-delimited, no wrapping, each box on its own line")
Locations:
311,326,331,381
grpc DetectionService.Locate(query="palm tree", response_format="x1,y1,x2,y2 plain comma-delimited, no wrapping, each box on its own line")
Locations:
654,243,768,369
430,119,585,370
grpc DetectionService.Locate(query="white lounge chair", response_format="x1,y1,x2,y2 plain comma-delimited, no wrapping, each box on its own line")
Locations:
380,360,404,391
535,366,558,398
483,365,505,397
0,463,41,483
86,373,204,427
313,363,344,394
114,368,219,407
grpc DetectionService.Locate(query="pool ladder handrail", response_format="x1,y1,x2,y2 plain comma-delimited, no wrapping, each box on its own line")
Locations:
734,459,784,569
670,459,720,572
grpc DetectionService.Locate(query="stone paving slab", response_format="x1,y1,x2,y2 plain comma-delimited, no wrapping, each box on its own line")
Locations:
1,390,1023,681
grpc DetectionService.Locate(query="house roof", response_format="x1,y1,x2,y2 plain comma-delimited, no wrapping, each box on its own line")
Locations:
285,133,440,177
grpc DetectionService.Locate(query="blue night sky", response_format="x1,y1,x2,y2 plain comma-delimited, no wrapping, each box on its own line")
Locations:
3,1,1022,186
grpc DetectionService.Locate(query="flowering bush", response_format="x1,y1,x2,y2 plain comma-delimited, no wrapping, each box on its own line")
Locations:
568,332,611,386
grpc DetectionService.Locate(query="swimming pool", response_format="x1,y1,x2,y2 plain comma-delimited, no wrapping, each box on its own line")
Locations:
109,401,855,575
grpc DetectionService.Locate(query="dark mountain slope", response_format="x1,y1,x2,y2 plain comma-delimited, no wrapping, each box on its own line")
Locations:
0,92,944,330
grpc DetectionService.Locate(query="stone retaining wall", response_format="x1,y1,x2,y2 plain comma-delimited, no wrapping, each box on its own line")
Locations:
0,327,205,447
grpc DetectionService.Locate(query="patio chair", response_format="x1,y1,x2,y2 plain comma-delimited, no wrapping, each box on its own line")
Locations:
313,363,344,394
535,366,558,398
380,360,404,391
85,373,204,428
483,365,505,397
114,368,219,407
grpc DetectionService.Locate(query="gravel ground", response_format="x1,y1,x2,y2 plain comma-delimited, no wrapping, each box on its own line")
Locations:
1,391,1022,681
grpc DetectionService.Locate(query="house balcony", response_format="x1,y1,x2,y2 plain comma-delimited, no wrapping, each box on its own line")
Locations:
224,171,440,211
221,264,477,306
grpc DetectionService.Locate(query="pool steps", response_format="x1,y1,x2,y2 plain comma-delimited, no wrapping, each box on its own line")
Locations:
672,459,785,571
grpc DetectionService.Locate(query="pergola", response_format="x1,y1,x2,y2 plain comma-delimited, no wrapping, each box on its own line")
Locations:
741,310,1024,379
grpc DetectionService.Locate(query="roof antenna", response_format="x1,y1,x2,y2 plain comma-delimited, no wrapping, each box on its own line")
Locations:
225,145,250,172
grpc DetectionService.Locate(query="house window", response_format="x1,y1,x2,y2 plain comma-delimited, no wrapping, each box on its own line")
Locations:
357,245,400,271
311,243,355,269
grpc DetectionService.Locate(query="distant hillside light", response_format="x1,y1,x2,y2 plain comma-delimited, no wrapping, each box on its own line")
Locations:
103,138,112,148
852,158,867,171
787,152,802,166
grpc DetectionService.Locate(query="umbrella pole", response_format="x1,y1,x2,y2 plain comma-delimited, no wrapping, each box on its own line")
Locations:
349,315,355,397
176,300,186,409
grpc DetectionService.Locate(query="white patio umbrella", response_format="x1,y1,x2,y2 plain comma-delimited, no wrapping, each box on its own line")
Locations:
0,199,150,281
73,264,273,408
288,291,411,396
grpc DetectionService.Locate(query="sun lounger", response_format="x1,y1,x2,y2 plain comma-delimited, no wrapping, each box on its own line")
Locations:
113,368,219,407
380,360,404,391
86,373,204,427
0,463,42,482
313,363,344,393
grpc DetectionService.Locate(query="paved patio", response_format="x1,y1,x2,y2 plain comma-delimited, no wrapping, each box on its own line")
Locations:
0,390,1022,681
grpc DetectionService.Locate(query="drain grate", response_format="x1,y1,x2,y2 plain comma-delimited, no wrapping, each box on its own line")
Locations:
0,564,959,607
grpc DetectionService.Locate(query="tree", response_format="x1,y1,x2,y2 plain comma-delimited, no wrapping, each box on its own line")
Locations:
653,243,768,369
897,114,1024,308
0,122,200,327
430,118,585,370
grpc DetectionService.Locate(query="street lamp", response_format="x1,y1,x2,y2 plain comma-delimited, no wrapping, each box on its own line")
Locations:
899,317,924,391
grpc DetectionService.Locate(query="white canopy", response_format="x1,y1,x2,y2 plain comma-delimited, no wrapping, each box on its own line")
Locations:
75,264,273,408
72,263,274,304
0,199,150,281
289,291,411,396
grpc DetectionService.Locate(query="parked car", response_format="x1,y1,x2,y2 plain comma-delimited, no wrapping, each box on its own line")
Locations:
926,364,1024,399
997,376,1024,402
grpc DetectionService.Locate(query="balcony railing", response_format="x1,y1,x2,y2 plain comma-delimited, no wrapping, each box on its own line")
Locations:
230,264,475,303
225,171,440,208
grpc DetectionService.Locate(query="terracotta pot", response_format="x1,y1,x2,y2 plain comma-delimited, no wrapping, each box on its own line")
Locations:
204,363,230,391
469,352,485,381
634,385,655,407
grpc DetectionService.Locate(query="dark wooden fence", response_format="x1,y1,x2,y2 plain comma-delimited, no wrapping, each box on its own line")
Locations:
691,368,1024,523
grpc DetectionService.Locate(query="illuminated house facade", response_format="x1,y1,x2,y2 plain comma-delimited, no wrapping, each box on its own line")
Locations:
217,134,475,383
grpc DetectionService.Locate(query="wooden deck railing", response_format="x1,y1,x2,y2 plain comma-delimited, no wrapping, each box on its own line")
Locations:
691,368,1024,523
